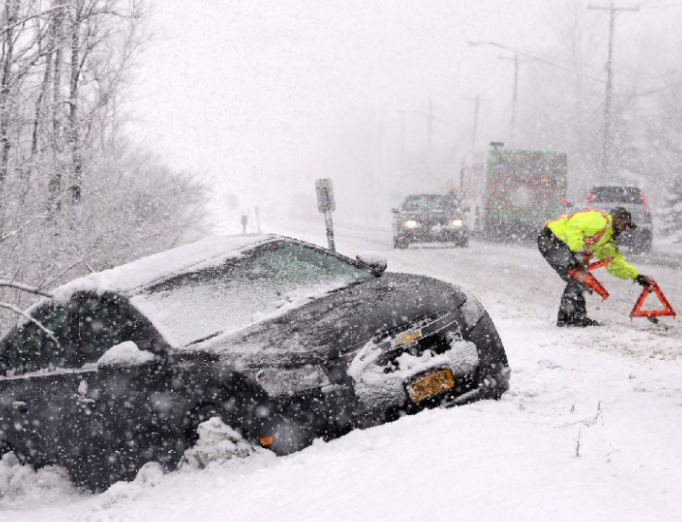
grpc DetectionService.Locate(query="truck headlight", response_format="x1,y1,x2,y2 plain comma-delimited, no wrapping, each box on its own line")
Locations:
256,366,330,396
403,219,420,229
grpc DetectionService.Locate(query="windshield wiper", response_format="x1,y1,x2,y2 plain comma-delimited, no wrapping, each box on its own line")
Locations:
186,330,223,346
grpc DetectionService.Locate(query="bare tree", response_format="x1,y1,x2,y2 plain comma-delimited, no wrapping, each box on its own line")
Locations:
0,0,211,333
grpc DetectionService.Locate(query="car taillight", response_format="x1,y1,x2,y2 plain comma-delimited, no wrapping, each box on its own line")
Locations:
639,189,648,205
587,189,593,203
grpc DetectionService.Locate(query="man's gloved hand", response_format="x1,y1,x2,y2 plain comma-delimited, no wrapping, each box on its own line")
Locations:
575,251,591,271
635,274,654,286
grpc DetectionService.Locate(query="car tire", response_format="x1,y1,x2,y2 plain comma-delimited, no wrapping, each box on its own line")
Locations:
467,312,511,400
260,415,315,456
183,403,223,448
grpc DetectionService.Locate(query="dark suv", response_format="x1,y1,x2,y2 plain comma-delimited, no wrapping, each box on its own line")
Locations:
587,185,653,253
392,194,469,249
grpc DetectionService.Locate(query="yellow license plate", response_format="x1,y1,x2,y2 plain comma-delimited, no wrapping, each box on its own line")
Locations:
406,368,455,403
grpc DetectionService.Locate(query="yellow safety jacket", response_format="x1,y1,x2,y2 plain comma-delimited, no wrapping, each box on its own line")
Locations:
546,209,638,281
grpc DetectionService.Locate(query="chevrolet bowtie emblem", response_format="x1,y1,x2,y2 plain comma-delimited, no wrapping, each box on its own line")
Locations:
392,330,421,348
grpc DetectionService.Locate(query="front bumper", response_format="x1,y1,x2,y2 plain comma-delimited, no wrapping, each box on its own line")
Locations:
396,227,468,244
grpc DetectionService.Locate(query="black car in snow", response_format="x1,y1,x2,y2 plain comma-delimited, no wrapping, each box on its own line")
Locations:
0,235,509,490
392,194,470,248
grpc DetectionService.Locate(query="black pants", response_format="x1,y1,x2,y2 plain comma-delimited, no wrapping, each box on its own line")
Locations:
537,227,588,324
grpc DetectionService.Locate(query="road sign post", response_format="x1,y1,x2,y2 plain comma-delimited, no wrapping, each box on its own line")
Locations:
315,178,336,251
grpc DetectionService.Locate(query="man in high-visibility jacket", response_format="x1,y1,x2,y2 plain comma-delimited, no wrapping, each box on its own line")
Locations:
537,206,653,327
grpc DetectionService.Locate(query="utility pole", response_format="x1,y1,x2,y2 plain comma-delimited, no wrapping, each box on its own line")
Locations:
463,95,491,151
498,53,519,147
588,1,639,176
469,42,520,148
427,98,433,153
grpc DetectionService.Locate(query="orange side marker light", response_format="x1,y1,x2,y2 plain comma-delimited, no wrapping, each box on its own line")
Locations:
259,436,274,447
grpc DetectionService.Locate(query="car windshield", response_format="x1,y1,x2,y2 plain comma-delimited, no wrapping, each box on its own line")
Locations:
130,241,374,346
402,195,460,211
591,186,642,204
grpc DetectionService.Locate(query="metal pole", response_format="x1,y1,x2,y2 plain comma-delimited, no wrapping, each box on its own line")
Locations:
324,210,335,252
603,7,615,176
498,53,519,147
587,2,639,176
472,95,480,150
462,95,491,151
511,53,519,146
428,98,433,153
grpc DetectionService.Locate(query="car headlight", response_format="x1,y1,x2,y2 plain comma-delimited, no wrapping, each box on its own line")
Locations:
450,219,464,228
403,219,420,229
256,365,330,396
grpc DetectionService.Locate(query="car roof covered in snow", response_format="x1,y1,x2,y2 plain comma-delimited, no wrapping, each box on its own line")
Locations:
51,234,280,301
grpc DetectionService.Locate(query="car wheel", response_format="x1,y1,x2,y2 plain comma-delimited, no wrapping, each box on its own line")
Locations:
183,404,223,448
467,312,511,400
259,415,315,456
0,442,35,469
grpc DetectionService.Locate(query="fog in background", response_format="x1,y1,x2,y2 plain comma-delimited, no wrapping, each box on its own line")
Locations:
124,0,682,231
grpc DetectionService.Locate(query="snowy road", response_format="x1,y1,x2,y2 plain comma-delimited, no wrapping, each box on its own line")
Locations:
2,221,681,522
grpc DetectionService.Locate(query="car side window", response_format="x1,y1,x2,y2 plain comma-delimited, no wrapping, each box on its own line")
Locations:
0,301,77,376
76,294,145,364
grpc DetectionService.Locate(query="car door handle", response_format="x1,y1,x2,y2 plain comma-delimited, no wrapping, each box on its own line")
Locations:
77,396,96,406
12,401,28,413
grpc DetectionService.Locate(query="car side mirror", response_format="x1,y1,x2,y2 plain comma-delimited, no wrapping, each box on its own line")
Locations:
97,341,157,370
356,251,387,275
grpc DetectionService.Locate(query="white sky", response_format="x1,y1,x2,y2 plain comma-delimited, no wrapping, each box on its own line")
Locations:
126,1,557,221
124,0,682,228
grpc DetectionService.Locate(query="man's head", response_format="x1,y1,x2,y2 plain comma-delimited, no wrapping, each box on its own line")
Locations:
610,206,637,234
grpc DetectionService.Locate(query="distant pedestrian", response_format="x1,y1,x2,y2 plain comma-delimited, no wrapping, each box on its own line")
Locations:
537,207,652,327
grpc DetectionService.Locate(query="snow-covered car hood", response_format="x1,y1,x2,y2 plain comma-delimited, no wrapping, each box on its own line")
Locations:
185,272,468,366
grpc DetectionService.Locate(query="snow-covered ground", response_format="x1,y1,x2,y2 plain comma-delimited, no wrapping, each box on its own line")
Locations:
2,219,681,522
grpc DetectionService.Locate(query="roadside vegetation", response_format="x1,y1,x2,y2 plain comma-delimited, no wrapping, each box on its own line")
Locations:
0,1,210,331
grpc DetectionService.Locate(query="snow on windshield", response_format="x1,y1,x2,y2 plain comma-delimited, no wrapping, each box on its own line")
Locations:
51,235,275,301
131,241,374,346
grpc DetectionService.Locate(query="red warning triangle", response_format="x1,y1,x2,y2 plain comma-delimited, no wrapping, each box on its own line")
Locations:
568,270,609,301
567,257,614,302
630,281,676,321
